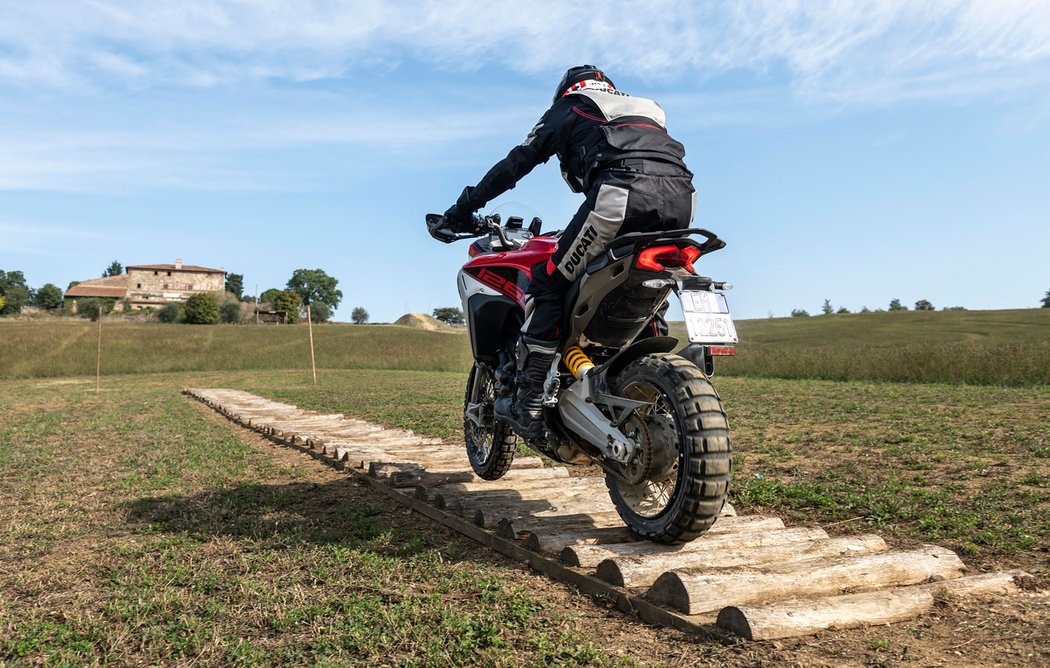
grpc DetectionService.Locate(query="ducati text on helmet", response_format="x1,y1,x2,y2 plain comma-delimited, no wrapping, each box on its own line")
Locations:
554,65,615,103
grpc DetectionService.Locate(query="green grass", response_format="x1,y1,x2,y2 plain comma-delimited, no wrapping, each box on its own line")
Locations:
0,320,473,379
1,369,1046,664
676,308,1050,385
4,308,1048,385
0,373,640,667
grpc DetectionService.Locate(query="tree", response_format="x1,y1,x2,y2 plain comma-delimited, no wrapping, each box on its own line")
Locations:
287,269,342,309
836,306,850,314
33,283,64,310
102,260,123,278
860,306,871,313
1042,290,1050,308
914,299,934,311
821,299,833,315
259,288,281,306
0,295,4,313
0,270,29,315
309,302,331,323
790,309,810,317
888,298,907,311
432,306,465,325
183,292,220,324
225,273,244,300
76,298,115,320
219,301,242,324
158,303,182,323
272,290,301,324
351,306,369,324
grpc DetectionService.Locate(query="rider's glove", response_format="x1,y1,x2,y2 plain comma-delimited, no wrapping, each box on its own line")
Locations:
443,186,482,233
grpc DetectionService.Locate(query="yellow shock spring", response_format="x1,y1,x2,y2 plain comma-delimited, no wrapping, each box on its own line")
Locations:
563,345,595,379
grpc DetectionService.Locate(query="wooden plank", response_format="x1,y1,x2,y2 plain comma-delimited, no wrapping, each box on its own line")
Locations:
716,571,1029,640
525,515,785,555
647,544,966,615
563,526,829,568
471,491,618,528
597,534,888,588
497,511,629,539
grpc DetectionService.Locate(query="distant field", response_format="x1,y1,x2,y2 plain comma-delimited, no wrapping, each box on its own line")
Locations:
680,308,1050,386
2,308,1048,385
0,320,473,379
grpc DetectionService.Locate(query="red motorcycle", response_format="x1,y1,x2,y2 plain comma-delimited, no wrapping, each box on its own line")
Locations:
427,212,737,543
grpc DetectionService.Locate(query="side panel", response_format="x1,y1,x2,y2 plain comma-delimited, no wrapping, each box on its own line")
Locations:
465,293,523,364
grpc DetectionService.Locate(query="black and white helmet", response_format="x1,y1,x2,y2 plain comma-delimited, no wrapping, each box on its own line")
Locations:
554,65,616,103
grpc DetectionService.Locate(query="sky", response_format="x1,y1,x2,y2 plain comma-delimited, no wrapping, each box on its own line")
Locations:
2,0,1049,322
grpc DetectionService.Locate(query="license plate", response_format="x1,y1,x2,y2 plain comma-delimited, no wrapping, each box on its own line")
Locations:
680,291,738,344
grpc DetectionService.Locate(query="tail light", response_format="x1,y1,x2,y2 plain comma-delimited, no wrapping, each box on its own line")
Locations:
635,245,702,272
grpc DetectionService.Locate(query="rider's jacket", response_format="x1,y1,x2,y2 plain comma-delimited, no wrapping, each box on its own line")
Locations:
450,81,691,222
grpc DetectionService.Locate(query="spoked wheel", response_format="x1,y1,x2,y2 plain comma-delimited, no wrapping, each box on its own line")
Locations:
463,363,517,480
605,353,732,543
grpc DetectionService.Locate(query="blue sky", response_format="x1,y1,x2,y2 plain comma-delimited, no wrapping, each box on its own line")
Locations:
2,1,1048,322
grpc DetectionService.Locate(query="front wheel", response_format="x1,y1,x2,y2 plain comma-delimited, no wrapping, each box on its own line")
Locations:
605,353,732,543
463,363,518,479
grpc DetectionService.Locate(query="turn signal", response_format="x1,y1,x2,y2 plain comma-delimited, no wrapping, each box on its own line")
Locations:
635,245,701,272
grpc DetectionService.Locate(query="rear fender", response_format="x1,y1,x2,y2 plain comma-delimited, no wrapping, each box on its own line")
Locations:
599,335,678,382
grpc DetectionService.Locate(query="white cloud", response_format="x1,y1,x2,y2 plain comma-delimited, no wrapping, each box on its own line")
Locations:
1,1,1048,101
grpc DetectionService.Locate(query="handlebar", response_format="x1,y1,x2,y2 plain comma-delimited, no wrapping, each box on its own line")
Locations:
426,212,502,245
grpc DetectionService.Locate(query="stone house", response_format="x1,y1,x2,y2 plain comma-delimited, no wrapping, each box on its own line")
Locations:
65,259,226,311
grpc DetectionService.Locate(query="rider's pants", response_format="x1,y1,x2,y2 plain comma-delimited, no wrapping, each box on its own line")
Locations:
523,168,695,341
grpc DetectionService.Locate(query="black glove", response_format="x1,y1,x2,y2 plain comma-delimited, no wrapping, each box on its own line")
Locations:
442,204,475,232
443,185,481,233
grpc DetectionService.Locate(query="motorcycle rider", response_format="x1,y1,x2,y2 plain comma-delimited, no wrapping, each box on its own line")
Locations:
442,65,696,438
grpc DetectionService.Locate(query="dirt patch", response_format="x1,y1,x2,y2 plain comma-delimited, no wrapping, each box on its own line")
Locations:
394,312,452,331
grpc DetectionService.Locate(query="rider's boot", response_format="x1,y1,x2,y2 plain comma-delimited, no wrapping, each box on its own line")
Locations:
495,336,558,439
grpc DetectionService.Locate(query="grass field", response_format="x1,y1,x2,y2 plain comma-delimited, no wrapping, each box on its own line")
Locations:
3,307,1047,385
681,307,1050,385
2,368,1047,665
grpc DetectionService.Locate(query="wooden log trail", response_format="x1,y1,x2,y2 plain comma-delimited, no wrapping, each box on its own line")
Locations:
183,388,1030,642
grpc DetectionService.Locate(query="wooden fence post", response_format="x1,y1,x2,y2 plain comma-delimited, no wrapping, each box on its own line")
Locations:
95,306,102,395
307,305,317,385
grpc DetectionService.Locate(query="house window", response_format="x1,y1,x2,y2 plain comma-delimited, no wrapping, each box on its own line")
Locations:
153,271,158,276
136,283,141,289
163,283,168,289
167,271,172,276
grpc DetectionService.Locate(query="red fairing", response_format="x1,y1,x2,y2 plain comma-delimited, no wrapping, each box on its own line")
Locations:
463,236,558,278
462,236,558,307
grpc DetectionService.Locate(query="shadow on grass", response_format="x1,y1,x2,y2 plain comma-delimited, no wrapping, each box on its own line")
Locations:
120,478,560,557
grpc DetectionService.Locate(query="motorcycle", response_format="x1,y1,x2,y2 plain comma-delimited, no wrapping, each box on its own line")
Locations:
426,212,738,543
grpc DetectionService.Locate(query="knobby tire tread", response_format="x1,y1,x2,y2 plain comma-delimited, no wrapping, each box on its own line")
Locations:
463,364,517,480
608,352,733,543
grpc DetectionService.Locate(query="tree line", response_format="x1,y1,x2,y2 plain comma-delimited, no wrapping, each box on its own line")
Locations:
790,297,973,317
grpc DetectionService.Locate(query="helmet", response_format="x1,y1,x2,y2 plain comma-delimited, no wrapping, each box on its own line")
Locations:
554,65,615,103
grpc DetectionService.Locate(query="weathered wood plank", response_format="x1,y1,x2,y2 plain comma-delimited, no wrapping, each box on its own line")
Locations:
716,571,1029,640
647,544,966,615
597,534,888,588
563,526,829,568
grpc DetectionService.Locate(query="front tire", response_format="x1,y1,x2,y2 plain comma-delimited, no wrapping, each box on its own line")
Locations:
463,363,517,479
605,353,732,543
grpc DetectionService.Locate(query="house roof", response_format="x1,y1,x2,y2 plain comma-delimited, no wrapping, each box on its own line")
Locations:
65,285,129,299
127,264,225,274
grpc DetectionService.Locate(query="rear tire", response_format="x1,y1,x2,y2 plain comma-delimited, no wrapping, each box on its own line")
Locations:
463,363,517,480
606,353,732,543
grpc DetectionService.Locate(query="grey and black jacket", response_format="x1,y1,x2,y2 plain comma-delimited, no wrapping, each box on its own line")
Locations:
445,87,692,227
